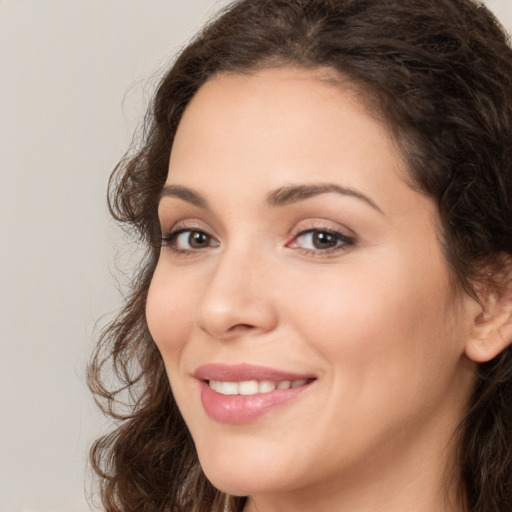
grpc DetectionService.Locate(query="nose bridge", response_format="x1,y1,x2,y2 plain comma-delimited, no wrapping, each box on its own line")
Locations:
196,240,278,339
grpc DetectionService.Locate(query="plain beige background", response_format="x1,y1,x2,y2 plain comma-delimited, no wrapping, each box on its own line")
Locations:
0,1,511,511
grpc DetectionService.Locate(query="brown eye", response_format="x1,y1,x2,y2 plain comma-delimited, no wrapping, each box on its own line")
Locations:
311,231,339,249
162,229,219,252
290,229,355,252
188,231,211,248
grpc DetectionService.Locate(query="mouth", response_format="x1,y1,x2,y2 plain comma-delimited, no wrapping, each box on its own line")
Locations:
208,378,310,395
194,364,316,424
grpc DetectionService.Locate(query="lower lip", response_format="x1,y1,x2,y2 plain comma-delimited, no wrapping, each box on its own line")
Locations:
200,381,312,424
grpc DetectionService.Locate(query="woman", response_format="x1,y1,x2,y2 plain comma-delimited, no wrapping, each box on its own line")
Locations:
88,0,512,511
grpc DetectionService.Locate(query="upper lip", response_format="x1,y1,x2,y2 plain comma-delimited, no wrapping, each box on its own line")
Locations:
194,363,315,382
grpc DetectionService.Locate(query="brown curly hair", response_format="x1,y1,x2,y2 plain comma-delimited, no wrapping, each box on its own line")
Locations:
88,0,512,511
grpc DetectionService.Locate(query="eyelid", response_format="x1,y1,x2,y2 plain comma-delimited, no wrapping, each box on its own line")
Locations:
160,218,212,237
160,219,220,252
289,228,354,247
286,220,357,255
288,218,355,240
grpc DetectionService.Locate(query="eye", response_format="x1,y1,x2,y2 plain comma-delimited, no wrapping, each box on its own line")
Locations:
289,229,354,252
162,228,220,252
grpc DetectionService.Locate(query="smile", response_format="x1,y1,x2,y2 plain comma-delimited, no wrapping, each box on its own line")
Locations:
195,364,315,424
208,379,308,395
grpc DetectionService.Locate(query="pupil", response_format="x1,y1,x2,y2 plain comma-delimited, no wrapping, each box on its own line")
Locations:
313,231,336,249
190,231,208,248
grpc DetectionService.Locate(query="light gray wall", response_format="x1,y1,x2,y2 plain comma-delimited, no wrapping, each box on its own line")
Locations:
0,2,230,511
0,1,511,511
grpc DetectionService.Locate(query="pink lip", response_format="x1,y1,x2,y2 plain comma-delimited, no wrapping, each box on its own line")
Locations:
194,363,315,425
194,363,314,382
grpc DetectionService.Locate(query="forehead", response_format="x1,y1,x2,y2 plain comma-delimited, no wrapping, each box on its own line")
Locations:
166,67,420,218
174,67,393,148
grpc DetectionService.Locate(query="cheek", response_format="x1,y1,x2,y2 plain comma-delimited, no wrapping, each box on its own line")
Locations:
145,265,195,369
281,262,469,455
279,250,461,391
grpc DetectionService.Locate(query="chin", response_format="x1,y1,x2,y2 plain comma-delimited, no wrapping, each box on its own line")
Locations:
199,454,299,497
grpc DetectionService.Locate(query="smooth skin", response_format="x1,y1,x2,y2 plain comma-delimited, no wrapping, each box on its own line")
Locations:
146,67,494,512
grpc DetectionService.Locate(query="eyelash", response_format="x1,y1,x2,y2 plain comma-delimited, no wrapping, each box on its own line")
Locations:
288,228,355,255
160,226,355,256
161,228,219,254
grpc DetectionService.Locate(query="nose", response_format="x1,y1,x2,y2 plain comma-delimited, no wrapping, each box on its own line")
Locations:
196,248,279,340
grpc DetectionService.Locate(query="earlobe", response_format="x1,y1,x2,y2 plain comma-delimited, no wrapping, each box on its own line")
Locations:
465,264,512,363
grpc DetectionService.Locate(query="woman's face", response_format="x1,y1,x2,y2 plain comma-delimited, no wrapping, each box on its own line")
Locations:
146,68,478,505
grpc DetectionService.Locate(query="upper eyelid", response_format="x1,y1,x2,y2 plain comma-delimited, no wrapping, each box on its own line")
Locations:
289,218,355,238
162,225,217,241
160,217,214,234
161,226,207,239
294,227,349,237
291,228,355,244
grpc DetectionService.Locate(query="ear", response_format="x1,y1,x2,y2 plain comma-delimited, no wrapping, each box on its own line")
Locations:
465,257,512,363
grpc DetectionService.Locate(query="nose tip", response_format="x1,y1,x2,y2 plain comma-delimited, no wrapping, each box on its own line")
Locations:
197,292,279,340
195,257,278,340
198,303,274,340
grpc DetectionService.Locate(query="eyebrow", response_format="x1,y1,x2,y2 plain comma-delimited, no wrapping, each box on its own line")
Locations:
266,183,383,213
160,182,383,214
160,184,209,209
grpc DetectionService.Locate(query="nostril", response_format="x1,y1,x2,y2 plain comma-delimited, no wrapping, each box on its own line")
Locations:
229,323,256,331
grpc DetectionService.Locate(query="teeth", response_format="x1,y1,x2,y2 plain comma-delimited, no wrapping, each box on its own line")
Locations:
222,381,239,395
239,380,259,395
258,380,276,393
209,379,308,396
